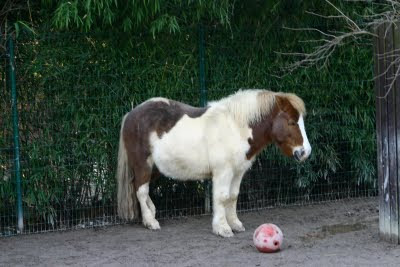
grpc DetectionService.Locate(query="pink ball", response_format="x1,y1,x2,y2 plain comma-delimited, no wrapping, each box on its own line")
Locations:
253,223,283,253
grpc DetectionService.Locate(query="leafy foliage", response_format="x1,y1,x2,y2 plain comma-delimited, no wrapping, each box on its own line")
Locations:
50,0,234,36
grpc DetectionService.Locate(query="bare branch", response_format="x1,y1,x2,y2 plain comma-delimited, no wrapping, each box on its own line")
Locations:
283,26,337,38
325,0,362,31
280,0,400,99
305,11,343,20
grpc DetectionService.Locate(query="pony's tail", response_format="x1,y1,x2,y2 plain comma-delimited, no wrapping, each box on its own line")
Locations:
117,113,138,221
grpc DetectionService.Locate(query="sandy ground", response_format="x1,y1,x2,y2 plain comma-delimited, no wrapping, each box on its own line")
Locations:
1,197,400,267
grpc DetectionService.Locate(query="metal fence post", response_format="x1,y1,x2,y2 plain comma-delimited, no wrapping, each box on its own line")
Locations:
199,24,207,107
198,24,211,213
8,37,24,233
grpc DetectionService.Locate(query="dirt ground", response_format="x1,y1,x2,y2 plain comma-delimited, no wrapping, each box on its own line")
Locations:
1,197,400,267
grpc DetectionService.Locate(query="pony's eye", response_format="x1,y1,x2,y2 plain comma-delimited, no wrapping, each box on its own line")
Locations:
288,121,297,126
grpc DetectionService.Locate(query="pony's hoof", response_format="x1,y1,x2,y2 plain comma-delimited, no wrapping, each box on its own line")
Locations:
144,220,161,230
213,226,234,237
230,222,245,232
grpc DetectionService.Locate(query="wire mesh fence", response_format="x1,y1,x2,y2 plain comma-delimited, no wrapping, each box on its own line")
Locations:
0,23,378,237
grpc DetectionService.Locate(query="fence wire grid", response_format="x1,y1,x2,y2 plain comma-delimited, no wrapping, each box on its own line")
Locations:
1,25,377,237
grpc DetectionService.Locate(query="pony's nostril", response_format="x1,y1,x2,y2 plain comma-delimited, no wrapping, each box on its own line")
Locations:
300,149,306,157
294,150,301,161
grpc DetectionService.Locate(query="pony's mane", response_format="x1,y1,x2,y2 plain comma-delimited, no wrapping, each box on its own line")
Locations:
209,89,306,126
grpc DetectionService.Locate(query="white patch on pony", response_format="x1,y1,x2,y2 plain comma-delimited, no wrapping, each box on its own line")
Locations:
149,106,254,182
149,114,211,180
292,115,311,162
147,97,170,105
298,115,311,157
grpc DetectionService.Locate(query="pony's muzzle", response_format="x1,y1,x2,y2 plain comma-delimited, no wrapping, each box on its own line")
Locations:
293,147,311,162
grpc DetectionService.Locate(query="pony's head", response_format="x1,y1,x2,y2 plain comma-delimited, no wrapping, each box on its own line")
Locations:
271,94,311,162
217,89,311,162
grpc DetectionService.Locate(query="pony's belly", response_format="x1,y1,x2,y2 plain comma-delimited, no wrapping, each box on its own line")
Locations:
153,149,211,180
150,128,211,180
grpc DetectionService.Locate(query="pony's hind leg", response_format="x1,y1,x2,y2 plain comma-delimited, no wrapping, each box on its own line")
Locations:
137,182,160,230
147,167,160,218
133,160,160,230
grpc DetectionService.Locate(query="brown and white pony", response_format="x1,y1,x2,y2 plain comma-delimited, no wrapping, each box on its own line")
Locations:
117,89,311,237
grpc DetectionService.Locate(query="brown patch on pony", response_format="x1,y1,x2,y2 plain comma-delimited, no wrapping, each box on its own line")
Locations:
246,104,278,159
123,99,208,190
273,95,304,157
246,94,305,160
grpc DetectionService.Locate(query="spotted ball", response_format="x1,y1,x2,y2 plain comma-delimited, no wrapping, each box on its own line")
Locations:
253,223,283,253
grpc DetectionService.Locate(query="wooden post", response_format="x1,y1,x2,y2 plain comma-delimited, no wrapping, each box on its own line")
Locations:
373,23,400,244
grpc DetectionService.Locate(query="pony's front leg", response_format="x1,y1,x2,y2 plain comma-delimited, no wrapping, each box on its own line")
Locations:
212,169,234,237
226,173,245,232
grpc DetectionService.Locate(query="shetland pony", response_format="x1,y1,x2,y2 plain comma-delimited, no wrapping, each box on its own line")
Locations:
117,89,311,237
